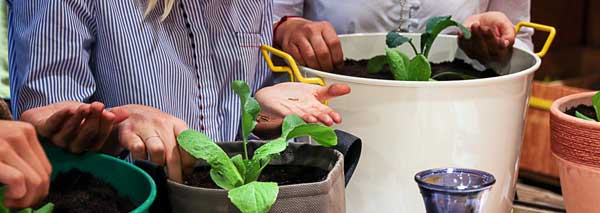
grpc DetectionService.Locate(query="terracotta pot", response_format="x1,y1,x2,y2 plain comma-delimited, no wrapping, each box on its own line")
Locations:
550,91,600,212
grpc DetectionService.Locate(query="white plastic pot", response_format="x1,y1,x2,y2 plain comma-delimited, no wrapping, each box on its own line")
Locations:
261,23,555,213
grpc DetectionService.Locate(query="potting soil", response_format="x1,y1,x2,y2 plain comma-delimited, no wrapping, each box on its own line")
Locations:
565,104,598,121
43,169,135,213
185,165,329,188
332,59,499,81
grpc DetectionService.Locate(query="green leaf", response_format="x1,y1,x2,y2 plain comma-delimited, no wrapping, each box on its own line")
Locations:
407,54,431,81
280,114,307,139
246,138,287,182
386,32,411,48
177,130,244,189
286,124,338,147
231,80,261,159
228,182,279,213
32,203,54,213
253,138,288,162
279,114,337,147
386,48,410,81
576,111,595,121
367,55,388,74
231,155,247,180
593,91,600,122
421,16,471,57
243,159,263,183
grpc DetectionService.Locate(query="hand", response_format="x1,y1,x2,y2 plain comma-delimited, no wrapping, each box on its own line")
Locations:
109,105,195,183
254,82,351,132
0,121,51,209
274,17,344,72
20,101,129,154
459,11,515,66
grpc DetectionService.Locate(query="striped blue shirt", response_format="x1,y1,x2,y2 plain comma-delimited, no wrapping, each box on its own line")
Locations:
9,0,274,142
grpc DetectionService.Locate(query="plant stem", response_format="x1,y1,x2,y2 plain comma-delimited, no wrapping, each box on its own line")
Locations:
408,40,419,56
243,138,249,160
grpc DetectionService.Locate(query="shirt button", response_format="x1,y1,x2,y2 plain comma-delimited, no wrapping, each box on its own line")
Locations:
185,23,191,28
200,115,204,120
199,104,203,110
200,124,205,131
188,33,194,38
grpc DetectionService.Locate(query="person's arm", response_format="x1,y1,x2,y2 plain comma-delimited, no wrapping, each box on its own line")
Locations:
10,1,126,153
487,0,533,51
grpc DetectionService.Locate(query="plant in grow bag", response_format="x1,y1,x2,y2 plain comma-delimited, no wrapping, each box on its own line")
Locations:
572,91,600,122
177,80,337,213
0,186,54,213
367,16,473,81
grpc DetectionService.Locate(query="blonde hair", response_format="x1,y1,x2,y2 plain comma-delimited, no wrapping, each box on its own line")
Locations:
144,0,175,21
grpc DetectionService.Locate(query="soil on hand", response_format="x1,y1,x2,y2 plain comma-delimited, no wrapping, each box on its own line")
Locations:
332,59,499,81
185,165,329,188
565,104,598,121
43,169,135,213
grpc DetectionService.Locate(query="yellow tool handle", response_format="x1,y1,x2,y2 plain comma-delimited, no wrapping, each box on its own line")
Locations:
260,45,326,86
515,22,556,58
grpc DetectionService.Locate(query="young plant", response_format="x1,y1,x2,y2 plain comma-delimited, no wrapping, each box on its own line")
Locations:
177,80,338,213
0,186,54,213
367,16,472,81
575,91,600,122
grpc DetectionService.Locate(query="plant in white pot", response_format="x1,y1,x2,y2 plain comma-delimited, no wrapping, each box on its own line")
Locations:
167,80,348,213
261,16,556,212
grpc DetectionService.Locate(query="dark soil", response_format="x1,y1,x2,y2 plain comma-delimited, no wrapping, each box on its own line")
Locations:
185,165,329,188
565,104,598,121
42,169,135,213
332,59,499,81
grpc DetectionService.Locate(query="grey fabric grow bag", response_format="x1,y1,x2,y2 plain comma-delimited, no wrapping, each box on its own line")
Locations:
167,141,346,213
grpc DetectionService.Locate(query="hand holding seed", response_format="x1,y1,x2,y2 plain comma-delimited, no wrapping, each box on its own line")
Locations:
254,82,351,130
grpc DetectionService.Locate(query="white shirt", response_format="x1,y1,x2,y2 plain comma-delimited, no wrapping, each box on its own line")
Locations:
274,0,533,50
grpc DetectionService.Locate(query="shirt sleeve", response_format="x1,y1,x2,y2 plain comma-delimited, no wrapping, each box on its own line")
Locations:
272,0,304,23
486,0,533,51
9,0,97,117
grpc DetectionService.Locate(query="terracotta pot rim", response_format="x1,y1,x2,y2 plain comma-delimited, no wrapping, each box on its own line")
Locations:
550,91,600,128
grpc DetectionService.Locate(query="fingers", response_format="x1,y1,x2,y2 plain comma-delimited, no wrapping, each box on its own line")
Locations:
0,141,46,208
308,33,335,71
281,20,340,71
51,105,90,148
174,124,196,177
88,110,117,151
314,83,351,102
321,24,344,69
119,125,147,160
69,102,106,153
139,128,166,166
37,106,78,137
0,162,26,201
163,129,183,183
295,37,320,69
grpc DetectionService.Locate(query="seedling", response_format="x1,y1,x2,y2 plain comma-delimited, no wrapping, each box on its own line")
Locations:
0,186,54,213
367,16,472,81
575,91,600,122
177,80,337,213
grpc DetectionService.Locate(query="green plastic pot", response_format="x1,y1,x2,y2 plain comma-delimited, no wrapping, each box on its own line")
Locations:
45,145,156,213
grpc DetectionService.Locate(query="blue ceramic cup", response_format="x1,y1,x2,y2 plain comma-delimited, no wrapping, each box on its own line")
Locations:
415,168,496,213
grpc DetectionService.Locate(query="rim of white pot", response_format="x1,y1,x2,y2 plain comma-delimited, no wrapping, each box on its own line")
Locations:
301,33,541,88
550,91,600,128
